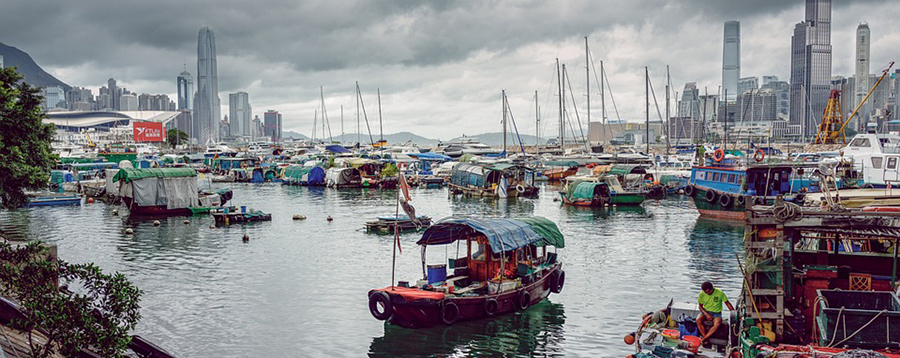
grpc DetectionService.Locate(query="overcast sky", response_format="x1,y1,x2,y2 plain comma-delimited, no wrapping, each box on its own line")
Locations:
2,0,897,139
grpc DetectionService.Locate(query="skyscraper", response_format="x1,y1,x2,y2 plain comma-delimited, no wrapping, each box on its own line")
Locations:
177,70,193,110
854,22,871,128
108,78,118,110
790,0,832,140
193,27,221,143
264,110,282,142
229,92,252,138
722,21,741,102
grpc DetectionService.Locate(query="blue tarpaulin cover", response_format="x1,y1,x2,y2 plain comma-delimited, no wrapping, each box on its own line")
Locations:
417,217,564,253
325,145,351,153
407,152,452,161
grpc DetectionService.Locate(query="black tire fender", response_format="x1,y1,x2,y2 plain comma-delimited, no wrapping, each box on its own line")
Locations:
483,298,499,317
684,185,695,197
705,189,718,203
441,300,460,325
552,270,565,294
517,290,531,310
719,194,733,208
369,291,393,321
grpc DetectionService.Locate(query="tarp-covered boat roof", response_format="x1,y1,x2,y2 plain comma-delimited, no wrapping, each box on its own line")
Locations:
325,145,351,153
418,217,565,253
407,152,452,161
569,182,606,200
608,164,646,176
113,168,196,183
544,160,580,167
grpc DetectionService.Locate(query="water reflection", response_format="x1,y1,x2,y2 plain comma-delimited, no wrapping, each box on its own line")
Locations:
369,300,566,357
685,217,745,292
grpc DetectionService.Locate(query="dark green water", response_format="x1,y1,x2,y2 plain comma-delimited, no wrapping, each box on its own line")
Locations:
0,183,744,357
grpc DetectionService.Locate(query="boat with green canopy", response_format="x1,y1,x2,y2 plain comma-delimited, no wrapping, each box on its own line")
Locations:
367,216,565,328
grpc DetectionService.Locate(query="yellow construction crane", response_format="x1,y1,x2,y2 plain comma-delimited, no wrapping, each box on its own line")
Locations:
815,61,895,144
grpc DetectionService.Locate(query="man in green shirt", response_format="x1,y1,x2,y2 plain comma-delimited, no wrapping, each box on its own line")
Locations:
697,281,733,344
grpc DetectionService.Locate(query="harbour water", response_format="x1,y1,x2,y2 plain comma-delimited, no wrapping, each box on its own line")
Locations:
0,183,744,357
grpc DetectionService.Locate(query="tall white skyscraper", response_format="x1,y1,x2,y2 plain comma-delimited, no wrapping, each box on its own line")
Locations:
193,27,220,143
177,69,193,110
722,21,741,102
229,92,252,138
790,0,832,140
854,22,871,128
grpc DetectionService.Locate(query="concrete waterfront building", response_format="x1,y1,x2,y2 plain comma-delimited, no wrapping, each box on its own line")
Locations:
723,21,741,102
229,92,252,138
192,27,221,143
789,0,832,140
854,22,871,129
738,77,759,95
177,69,193,110
264,110,282,142
41,86,66,110
120,93,138,111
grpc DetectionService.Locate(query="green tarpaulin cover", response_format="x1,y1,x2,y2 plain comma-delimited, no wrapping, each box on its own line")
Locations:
113,168,197,183
608,164,647,176
569,182,604,201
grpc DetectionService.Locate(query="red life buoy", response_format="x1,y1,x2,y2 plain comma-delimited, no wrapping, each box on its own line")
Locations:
713,149,725,162
754,149,765,162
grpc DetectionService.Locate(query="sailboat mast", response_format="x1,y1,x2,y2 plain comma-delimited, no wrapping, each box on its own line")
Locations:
356,81,360,146
562,64,567,149
502,90,507,153
535,90,539,148
665,65,670,156
312,110,317,141
341,105,344,144
585,37,590,133
645,66,650,154
556,59,563,151
378,88,383,143
601,61,607,124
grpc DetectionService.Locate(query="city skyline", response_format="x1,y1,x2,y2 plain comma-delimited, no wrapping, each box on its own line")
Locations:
2,1,897,139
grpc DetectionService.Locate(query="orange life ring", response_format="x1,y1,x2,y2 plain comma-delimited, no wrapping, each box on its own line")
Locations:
754,149,765,162
713,149,725,162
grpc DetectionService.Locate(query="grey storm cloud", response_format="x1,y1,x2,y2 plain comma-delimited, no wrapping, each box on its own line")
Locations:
1,0,897,138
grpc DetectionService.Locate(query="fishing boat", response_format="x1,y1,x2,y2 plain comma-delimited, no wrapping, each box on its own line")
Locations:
683,164,800,220
113,168,232,216
558,181,610,207
281,165,326,186
27,195,81,207
448,163,538,198
367,216,565,328
365,215,433,234
540,161,579,182
325,167,363,188
562,175,645,206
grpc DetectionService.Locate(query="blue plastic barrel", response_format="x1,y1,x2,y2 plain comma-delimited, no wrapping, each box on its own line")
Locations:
426,264,447,284
241,206,246,213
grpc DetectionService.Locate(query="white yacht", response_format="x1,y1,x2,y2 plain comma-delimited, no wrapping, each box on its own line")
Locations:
437,137,502,158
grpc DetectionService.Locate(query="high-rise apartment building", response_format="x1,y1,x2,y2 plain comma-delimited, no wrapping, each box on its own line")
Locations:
177,70,193,110
192,27,221,143
120,93,138,111
264,110,282,142
790,0,832,140
738,77,759,95
677,82,700,120
0,55,4,69
41,86,66,110
894,69,900,120
108,78,118,110
853,23,871,129
723,21,741,102
229,92,252,138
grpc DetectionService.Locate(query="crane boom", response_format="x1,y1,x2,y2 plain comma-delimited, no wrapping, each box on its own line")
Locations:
837,61,895,135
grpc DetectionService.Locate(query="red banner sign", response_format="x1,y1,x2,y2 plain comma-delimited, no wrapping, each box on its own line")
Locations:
133,122,165,142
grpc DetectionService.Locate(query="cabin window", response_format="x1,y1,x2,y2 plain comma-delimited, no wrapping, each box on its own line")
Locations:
872,157,883,169
890,157,898,170
471,241,487,261
713,173,720,181
728,174,736,183
850,137,871,148
695,172,705,181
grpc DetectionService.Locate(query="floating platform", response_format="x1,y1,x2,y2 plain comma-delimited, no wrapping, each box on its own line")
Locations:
365,215,432,234
212,210,272,225
27,195,81,207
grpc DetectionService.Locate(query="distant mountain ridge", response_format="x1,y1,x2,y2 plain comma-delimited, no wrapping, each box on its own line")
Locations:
283,130,550,147
0,42,70,91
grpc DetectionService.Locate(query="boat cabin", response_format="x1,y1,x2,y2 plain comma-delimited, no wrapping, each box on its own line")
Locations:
449,163,537,197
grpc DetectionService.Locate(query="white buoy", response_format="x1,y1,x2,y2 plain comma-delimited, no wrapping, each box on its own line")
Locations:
124,228,134,235
153,220,161,226
209,225,215,229
293,214,306,220
112,209,119,216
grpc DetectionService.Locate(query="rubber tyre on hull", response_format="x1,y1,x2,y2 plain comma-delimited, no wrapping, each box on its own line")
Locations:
683,185,695,197
719,194,733,208
735,195,747,207
517,290,531,310
369,291,393,320
550,270,565,294
441,300,460,325
483,298,499,317
705,190,718,203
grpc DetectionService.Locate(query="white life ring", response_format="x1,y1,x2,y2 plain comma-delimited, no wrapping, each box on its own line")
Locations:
515,184,526,193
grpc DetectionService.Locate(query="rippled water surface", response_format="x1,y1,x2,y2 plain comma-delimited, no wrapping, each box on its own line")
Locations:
0,183,744,357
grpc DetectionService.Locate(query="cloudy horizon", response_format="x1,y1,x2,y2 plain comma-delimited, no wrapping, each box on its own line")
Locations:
2,0,897,140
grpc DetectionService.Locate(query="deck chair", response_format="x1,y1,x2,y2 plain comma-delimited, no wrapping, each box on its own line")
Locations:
849,273,872,291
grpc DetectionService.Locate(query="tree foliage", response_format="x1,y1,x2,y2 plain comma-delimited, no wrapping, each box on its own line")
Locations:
0,67,57,209
166,129,189,149
0,241,142,357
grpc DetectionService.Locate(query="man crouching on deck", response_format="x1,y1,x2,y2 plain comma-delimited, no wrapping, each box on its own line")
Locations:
697,281,733,345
